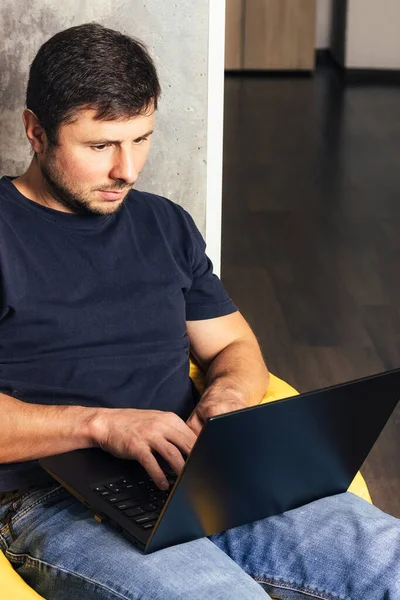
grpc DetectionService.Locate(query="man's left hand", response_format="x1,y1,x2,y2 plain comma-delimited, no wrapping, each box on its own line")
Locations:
186,389,248,436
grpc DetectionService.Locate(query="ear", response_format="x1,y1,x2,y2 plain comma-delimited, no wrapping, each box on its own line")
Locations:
22,109,48,154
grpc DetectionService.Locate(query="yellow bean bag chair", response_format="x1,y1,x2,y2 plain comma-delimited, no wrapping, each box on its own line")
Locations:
0,550,46,599
0,362,371,600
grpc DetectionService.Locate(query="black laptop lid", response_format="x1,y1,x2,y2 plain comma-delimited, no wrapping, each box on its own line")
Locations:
147,368,399,551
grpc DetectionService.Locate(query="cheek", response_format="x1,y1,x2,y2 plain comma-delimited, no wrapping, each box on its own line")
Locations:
138,145,151,169
64,153,106,183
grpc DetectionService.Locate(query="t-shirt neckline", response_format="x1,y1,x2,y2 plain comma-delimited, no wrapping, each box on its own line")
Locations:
1,176,114,230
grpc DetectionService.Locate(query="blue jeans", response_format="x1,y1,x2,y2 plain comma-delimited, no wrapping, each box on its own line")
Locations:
0,483,399,599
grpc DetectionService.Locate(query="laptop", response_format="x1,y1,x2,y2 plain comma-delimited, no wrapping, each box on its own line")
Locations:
39,368,400,553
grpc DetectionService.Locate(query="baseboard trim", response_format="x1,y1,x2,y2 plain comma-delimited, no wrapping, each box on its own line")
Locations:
225,69,312,78
225,51,400,85
344,68,400,85
316,49,400,84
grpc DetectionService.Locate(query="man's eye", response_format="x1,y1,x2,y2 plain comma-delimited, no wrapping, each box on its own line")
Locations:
134,137,148,145
91,144,111,152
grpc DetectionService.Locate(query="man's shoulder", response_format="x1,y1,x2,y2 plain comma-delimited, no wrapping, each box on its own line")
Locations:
127,188,185,213
126,188,191,228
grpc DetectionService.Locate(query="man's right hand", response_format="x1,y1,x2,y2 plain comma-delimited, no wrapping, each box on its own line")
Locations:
89,408,197,490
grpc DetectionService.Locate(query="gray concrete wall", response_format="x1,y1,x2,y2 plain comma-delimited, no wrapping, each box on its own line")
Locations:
0,0,209,233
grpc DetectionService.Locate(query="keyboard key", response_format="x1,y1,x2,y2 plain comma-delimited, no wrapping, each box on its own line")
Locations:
93,486,106,492
116,499,142,510
141,522,155,530
133,515,152,524
134,512,159,524
150,491,168,500
142,503,157,512
115,479,130,487
107,491,138,504
100,490,111,497
115,502,132,511
124,506,144,518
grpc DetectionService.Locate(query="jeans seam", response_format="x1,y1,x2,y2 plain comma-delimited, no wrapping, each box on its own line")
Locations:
254,576,347,600
0,529,8,552
0,485,64,537
5,550,134,600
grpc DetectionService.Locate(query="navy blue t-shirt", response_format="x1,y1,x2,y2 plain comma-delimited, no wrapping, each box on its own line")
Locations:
0,176,237,491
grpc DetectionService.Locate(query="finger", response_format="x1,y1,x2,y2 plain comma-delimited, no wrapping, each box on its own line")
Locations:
138,448,169,490
154,439,185,476
166,428,197,456
163,415,198,453
171,415,198,445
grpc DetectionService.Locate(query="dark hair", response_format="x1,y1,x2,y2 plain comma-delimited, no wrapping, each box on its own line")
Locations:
26,23,161,145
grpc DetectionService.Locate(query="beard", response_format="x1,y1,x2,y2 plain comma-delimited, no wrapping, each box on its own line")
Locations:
39,148,132,216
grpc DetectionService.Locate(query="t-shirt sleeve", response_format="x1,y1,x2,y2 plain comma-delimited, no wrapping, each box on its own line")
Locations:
178,207,238,321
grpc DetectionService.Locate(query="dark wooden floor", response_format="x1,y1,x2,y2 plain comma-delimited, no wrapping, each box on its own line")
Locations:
221,65,400,518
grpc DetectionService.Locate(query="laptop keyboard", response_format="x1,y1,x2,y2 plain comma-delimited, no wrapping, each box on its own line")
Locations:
91,475,176,531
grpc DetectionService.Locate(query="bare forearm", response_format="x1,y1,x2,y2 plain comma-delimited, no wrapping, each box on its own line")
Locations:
0,393,198,489
203,338,270,407
0,392,96,463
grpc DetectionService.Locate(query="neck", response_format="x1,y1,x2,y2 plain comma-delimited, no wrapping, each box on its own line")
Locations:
12,160,75,214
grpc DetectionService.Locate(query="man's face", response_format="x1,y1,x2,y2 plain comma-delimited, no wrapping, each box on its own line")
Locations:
39,108,155,215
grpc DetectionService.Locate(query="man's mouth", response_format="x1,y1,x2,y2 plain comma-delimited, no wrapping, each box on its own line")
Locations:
97,189,127,201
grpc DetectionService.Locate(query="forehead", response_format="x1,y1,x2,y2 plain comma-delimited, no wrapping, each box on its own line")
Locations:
59,108,155,140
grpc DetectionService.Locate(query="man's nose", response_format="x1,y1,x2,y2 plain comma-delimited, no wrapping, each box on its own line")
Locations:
110,151,138,184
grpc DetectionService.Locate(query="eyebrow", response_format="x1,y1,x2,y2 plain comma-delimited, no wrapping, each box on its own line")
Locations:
84,130,154,145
